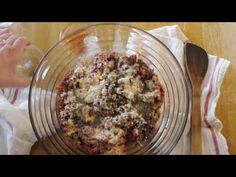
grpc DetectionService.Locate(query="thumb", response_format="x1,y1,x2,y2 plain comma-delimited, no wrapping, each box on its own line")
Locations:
10,76,30,88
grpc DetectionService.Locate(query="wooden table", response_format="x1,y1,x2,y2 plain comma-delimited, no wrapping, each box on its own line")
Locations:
13,22,235,154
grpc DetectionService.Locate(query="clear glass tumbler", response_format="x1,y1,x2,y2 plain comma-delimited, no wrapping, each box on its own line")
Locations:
0,23,44,102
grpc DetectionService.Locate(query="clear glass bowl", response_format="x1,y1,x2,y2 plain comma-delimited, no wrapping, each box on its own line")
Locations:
29,23,192,155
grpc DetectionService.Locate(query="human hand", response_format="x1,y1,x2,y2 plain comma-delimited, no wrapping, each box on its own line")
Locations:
0,29,31,88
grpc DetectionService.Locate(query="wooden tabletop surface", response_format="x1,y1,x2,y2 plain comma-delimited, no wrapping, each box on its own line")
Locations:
12,22,235,155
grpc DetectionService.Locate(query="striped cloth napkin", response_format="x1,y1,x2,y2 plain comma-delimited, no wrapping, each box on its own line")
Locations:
148,25,230,155
0,25,230,154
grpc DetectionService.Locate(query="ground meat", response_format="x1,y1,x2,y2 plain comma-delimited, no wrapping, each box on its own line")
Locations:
57,52,164,154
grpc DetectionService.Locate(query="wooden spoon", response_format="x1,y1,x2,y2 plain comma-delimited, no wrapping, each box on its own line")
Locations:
184,43,209,155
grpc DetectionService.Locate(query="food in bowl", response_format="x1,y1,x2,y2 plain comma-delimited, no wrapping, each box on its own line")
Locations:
57,52,164,154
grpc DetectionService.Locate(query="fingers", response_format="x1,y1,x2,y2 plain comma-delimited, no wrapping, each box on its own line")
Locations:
0,28,10,35
0,31,31,50
5,34,20,45
0,31,12,40
12,36,31,57
0,31,12,47
0,35,31,60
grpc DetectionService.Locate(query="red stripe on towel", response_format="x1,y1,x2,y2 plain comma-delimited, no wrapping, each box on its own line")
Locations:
10,89,19,104
203,57,220,154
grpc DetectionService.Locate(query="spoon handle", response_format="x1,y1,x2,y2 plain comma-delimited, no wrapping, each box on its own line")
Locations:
191,95,202,154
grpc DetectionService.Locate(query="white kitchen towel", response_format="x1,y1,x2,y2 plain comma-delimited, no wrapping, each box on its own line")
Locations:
0,25,230,154
148,25,230,155
0,87,36,154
